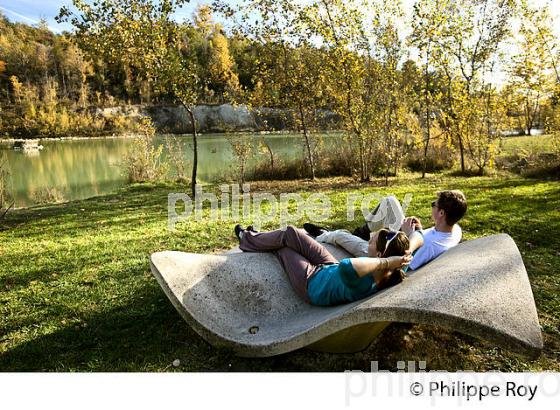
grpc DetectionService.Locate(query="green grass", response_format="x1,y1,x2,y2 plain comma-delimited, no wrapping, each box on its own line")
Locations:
1,172,559,372
499,134,556,155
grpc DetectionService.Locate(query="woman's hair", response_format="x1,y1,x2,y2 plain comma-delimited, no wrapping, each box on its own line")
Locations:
375,229,409,290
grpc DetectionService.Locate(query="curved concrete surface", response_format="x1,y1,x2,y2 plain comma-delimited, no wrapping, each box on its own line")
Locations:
149,234,543,357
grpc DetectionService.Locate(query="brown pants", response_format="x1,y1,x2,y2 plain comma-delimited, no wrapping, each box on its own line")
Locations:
239,226,338,303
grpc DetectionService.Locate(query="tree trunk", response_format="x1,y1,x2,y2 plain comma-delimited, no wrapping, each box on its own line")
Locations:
184,104,198,198
422,135,430,179
422,47,431,179
264,140,274,173
360,137,369,182
384,163,389,186
458,134,466,174
525,99,532,135
298,103,315,180
0,202,13,220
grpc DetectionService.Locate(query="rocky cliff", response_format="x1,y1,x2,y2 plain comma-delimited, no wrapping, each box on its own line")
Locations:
91,104,341,134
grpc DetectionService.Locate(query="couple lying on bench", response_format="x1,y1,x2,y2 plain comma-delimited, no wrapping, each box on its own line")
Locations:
234,190,467,307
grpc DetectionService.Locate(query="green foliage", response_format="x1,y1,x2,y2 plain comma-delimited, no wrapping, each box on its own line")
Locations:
0,151,13,219
507,2,555,136
30,186,65,205
226,133,256,186
1,175,559,370
164,136,189,183
300,0,418,182
122,118,169,183
545,104,560,157
433,0,516,174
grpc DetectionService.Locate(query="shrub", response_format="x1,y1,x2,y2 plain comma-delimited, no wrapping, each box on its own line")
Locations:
248,135,356,181
164,135,189,183
249,157,306,181
30,186,65,205
122,118,169,183
495,149,560,179
0,152,14,219
406,139,456,173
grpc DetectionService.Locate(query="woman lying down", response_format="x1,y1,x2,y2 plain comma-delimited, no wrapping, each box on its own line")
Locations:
234,224,411,306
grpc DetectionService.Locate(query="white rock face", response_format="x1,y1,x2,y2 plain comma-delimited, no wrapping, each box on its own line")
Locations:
193,104,257,132
93,104,340,134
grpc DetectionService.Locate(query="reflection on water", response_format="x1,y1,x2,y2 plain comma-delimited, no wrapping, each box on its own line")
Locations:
3,133,338,208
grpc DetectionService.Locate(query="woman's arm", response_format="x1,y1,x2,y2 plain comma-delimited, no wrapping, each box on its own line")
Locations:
350,252,412,279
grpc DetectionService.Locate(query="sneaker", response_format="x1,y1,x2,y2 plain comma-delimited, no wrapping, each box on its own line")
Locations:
234,224,246,241
247,225,259,233
352,223,371,241
303,222,328,238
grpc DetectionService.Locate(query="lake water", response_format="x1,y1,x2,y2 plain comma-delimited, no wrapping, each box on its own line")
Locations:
2,133,338,208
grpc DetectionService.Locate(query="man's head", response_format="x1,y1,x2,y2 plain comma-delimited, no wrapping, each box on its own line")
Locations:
431,190,467,227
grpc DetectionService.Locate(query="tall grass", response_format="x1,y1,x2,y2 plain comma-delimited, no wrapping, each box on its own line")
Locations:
122,118,169,183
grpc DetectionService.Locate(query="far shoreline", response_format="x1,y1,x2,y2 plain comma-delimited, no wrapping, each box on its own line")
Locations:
0,129,345,144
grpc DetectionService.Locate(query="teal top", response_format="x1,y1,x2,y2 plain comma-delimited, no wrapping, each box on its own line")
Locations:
307,258,378,306
402,248,420,273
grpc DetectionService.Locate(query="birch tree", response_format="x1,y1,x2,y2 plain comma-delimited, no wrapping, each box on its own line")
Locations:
58,0,204,197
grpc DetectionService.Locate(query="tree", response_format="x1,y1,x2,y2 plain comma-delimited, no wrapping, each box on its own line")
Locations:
218,0,327,180
226,134,255,186
508,1,556,135
409,0,448,178
518,1,560,85
436,0,515,174
192,5,240,102
52,36,93,106
302,0,376,181
58,0,205,197
0,152,13,220
468,63,508,174
207,25,240,101
373,15,418,184
302,0,414,183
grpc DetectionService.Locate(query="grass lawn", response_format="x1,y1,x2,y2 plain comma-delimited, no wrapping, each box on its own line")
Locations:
499,134,557,155
1,172,559,371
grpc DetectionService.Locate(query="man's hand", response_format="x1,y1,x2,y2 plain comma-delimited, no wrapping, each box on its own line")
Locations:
411,217,422,230
401,217,421,237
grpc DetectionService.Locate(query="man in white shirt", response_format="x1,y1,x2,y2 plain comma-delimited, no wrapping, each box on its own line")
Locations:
304,190,468,272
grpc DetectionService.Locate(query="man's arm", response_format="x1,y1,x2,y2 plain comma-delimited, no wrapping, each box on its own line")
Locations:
400,218,424,254
407,230,424,254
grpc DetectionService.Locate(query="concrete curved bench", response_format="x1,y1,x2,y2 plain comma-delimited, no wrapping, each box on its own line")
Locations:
149,234,543,357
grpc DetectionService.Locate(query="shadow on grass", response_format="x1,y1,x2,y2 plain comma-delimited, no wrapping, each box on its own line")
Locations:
0,273,488,372
2,183,175,233
1,175,558,371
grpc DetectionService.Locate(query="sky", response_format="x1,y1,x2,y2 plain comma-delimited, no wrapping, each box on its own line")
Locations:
2,0,560,84
0,0,211,33
1,0,559,34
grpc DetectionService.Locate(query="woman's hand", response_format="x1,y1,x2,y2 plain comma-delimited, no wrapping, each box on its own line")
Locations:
386,250,412,270
351,251,413,278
